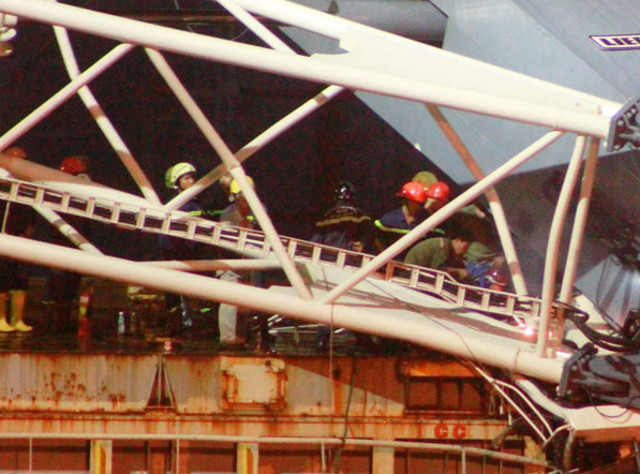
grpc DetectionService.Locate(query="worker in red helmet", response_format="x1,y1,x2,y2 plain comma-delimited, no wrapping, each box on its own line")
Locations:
0,145,36,332
425,181,450,212
373,181,433,257
42,155,94,335
59,155,89,178
4,146,28,159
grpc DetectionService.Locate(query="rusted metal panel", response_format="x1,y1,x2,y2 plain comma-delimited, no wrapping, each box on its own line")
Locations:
165,356,406,418
0,352,508,442
286,357,406,418
220,357,286,412
163,356,222,414
165,356,289,414
0,353,157,412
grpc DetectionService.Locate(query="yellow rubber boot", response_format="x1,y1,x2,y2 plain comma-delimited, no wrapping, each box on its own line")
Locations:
10,290,32,332
0,292,14,332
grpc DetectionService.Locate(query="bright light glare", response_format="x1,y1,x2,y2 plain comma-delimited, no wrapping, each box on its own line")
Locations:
518,322,536,338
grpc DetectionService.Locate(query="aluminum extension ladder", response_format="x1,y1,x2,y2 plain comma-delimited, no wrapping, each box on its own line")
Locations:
0,176,569,326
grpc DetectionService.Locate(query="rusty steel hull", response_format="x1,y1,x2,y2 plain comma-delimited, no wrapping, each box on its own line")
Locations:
0,352,508,441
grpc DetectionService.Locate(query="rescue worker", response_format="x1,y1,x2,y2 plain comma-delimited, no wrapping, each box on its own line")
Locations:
404,228,474,281
160,162,204,332
0,146,36,332
374,181,447,259
217,176,257,347
424,181,450,215
374,181,427,254
311,181,374,253
411,170,438,191
42,155,92,333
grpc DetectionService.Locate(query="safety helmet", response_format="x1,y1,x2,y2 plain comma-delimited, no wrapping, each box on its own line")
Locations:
334,181,356,203
486,261,508,288
3,146,27,159
425,182,451,202
165,162,196,189
396,181,428,204
229,176,255,196
412,171,437,189
59,155,89,176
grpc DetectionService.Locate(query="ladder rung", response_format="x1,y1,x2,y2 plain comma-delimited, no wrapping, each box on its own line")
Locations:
456,287,466,305
8,182,19,201
110,202,121,223
186,220,197,240
211,224,222,245
34,188,45,206
60,193,71,212
136,208,147,229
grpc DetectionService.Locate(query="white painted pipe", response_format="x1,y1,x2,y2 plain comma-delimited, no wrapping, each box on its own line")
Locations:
227,168,313,300
326,0,446,42
33,207,102,254
0,154,152,208
53,26,161,205
0,234,564,383
0,43,134,151
233,0,621,118
143,258,281,272
560,138,599,302
536,136,586,358
426,105,528,295
558,138,600,334
217,0,292,53
0,0,617,138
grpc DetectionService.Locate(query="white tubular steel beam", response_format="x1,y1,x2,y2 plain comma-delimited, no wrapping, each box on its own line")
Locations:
233,0,621,125
554,138,600,345
217,0,292,53
143,258,282,272
322,131,564,305
0,43,134,151
536,136,587,358
426,105,528,296
560,138,600,304
0,0,619,138
53,27,161,205
34,207,102,255
0,155,152,208
0,233,564,383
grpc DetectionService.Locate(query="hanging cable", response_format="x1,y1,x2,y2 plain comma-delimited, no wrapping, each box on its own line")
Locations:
470,363,550,443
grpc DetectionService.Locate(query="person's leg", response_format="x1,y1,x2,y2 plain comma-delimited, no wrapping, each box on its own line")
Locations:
0,292,14,332
218,302,238,344
217,270,243,345
10,290,32,332
0,260,16,332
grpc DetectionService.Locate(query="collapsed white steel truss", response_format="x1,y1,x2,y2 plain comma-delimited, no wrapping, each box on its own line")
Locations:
0,0,637,429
